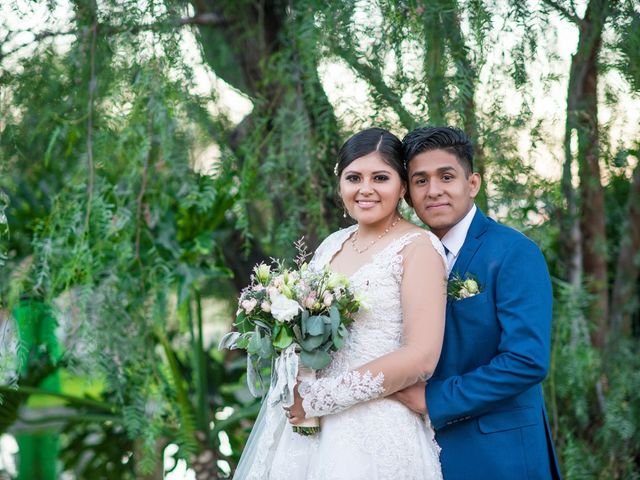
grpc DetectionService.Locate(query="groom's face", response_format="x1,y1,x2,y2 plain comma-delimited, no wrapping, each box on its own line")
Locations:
407,149,481,239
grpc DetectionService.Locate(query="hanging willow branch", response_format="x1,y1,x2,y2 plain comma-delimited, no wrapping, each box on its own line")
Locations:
331,43,416,130
134,115,153,267
84,21,97,234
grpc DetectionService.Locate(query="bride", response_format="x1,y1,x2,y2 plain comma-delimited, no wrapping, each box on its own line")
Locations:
234,128,447,479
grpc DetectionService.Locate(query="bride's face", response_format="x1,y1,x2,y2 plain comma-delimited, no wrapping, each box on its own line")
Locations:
339,152,406,227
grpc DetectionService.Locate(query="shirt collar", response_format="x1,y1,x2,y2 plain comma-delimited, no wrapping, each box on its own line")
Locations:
441,204,477,260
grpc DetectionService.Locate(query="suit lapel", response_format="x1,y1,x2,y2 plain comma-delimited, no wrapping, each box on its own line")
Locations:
449,208,490,281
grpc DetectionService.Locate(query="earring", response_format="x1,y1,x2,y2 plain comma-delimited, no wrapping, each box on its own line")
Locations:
343,209,348,218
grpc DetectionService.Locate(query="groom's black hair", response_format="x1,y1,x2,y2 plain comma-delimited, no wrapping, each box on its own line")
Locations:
402,126,474,177
336,127,406,182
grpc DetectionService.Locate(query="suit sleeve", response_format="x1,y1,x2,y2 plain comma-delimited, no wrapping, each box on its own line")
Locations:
425,236,553,430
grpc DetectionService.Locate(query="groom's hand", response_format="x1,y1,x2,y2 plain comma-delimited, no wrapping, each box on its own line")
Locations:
390,381,428,415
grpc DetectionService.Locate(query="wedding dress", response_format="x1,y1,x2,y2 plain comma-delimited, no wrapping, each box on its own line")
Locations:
234,226,446,480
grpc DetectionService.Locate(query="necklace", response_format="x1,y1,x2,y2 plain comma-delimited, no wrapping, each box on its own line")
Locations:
351,216,401,254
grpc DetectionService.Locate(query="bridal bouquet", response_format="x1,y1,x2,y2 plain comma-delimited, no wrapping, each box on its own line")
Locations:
219,253,361,435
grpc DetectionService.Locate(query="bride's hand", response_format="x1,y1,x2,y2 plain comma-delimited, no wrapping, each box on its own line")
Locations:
285,384,307,425
389,381,428,415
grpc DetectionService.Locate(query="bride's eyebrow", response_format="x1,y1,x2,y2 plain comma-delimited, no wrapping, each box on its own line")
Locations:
343,169,392,175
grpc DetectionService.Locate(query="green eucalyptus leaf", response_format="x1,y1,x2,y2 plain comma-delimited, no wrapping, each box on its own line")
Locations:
329,306,340,335
337,323,348,336
300,349,331,370
333,324,349,349
306,315,324,336
300,334,324,351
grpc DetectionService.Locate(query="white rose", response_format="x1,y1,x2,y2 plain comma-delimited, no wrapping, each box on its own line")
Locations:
463,279,479,294
270,293,302,323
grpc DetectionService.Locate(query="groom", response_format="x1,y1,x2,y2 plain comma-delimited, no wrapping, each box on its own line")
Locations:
392,126,562,479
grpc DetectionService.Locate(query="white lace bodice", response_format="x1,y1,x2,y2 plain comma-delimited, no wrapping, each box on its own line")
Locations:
311,225,444,372
299,225,447,417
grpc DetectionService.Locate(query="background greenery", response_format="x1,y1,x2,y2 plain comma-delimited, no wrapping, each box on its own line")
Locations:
0,0,639,478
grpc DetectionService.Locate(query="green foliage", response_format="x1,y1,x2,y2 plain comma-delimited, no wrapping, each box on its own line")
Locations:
59,421,136,479
614,3,640,93
548,281,640,479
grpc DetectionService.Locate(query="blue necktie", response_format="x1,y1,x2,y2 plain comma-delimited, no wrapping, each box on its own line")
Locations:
443,246,453,271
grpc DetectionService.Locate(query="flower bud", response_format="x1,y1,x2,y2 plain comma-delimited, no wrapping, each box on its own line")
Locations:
323,293,333,307
241,298,258,314
304,293,317,309
255,263,271,285
281,284,294,299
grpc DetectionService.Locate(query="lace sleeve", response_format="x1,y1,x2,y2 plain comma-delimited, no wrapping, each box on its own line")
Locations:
299,231,447,417
299,370,385,417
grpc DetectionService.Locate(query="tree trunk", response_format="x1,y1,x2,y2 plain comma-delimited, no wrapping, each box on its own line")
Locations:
444,4,487,212
560,0,610,347
423,4,447,125
190,1,342,286
609,156,640,337
560,123,582,287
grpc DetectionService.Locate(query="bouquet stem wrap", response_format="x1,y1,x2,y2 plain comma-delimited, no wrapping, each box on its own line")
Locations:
268,344,320,435
292,365,321,435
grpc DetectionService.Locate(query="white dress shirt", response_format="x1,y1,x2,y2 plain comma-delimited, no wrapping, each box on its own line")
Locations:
440,204,477,273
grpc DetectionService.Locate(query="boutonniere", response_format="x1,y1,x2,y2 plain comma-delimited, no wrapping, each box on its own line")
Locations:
448,273,482,300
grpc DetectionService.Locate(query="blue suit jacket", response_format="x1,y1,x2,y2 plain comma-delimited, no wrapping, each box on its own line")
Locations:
426,208,562,480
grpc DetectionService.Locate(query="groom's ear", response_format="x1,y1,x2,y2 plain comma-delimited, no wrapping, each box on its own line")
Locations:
469,172,481,198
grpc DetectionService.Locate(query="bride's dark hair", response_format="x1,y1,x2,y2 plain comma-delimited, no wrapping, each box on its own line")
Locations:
335,128,406,182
